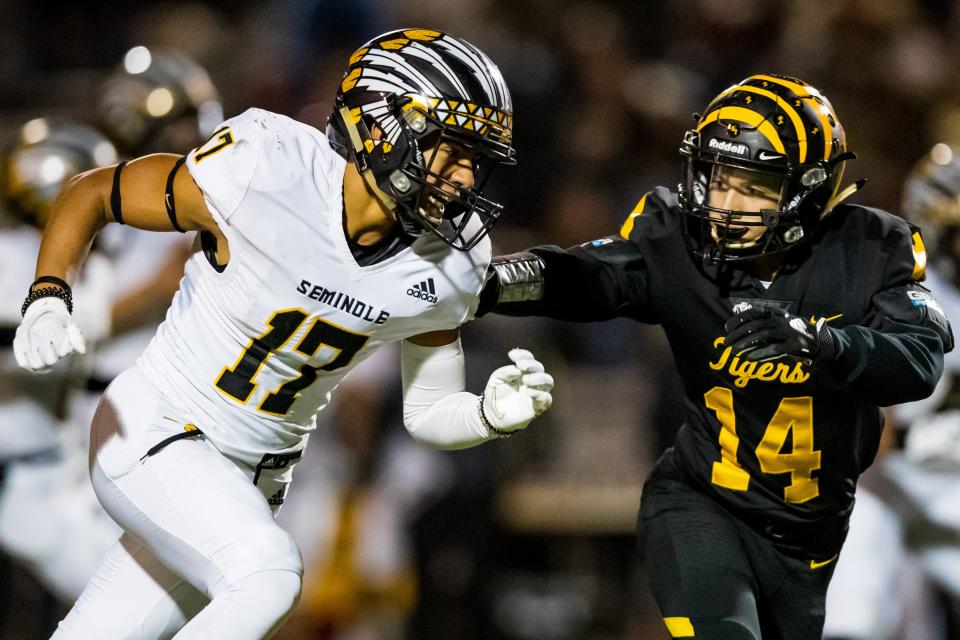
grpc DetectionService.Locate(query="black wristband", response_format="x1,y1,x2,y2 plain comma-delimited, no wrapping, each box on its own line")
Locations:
31,275,71,292
22,276,74,315
21,287,73,316
478,394,514,438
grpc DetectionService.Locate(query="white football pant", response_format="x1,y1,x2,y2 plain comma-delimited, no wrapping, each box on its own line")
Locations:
52,368,303,639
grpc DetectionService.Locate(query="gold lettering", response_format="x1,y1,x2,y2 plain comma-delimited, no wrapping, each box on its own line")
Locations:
756,362,776,380
708,335,812,387
772,362,791,382
709,337,732,370
785,362,811,384
731,358,757,388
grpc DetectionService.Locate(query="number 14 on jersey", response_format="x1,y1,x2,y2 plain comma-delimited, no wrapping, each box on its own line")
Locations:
706,386,821,504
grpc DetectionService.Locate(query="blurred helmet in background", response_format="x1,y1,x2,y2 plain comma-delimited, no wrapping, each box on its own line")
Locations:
328,28,515,251
98,46,223,155
1,119,118,228
679,73,852,263
901,143,960,284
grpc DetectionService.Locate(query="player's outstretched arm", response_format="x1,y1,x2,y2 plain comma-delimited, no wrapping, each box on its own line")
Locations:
14,154,218,373
476,238,651,322
401,330,554,450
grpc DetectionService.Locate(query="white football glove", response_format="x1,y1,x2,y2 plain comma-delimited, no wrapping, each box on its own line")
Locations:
13,297,86,374
480,348,554,435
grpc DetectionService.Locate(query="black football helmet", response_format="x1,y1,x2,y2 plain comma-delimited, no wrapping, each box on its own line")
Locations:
98,46,223,155
679,74,855,263
1,119,118,228
328,28,515,251
901,143,960,284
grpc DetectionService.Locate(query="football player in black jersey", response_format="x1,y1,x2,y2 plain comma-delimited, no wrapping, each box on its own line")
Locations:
479,74,954,640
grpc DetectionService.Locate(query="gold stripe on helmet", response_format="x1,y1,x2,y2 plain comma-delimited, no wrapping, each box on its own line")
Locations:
750,75,834,160
403,29,441,41
341,68,361,92
696,106,786,153
380,37,410,50
348,48,369,65
716,85,807,163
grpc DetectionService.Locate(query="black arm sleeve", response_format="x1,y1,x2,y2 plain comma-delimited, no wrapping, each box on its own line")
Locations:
828,283,951,405
492,237,653,322
826,226,953,405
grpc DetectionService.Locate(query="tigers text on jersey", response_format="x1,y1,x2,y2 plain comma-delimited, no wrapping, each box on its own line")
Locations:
518,186,950,559
137,109,490,464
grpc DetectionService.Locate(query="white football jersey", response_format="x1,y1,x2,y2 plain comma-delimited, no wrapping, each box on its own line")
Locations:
137,109,490,464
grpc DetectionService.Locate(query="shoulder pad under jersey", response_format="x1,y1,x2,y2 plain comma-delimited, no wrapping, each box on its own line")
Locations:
618,186,679,242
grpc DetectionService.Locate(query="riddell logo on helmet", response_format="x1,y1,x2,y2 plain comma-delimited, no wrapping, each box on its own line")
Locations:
708,138,749,157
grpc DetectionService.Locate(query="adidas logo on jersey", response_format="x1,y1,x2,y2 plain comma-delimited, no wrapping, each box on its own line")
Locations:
267,488,287,506
407,278,438,304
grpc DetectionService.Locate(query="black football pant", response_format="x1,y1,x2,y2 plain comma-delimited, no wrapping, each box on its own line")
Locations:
638,459,836,640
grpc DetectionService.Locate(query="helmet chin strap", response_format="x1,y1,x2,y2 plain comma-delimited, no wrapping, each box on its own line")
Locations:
338,105,399,213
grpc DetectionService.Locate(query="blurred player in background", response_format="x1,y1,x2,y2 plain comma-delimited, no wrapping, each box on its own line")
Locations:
98,45,223,158
0,119,120,602
823,143,960,640
481,74,952,639
14,28,554,639
68,46,221,434
0,46,218,618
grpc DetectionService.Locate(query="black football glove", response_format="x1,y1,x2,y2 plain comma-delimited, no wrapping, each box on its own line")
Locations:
723,307,838,364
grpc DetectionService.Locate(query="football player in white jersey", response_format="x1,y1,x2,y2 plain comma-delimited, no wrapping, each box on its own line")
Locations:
823,144,960,640
0,119,121,602
14,28,555,639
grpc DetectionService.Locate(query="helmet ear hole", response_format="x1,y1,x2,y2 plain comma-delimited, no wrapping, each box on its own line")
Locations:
389,170,412,194
402,108,428,133
783,226,805,244
801,167,827,187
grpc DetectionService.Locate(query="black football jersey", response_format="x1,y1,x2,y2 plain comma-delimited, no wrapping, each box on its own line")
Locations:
509,187,951,556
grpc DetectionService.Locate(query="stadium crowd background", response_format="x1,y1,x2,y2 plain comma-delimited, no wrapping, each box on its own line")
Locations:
0,0,958,638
